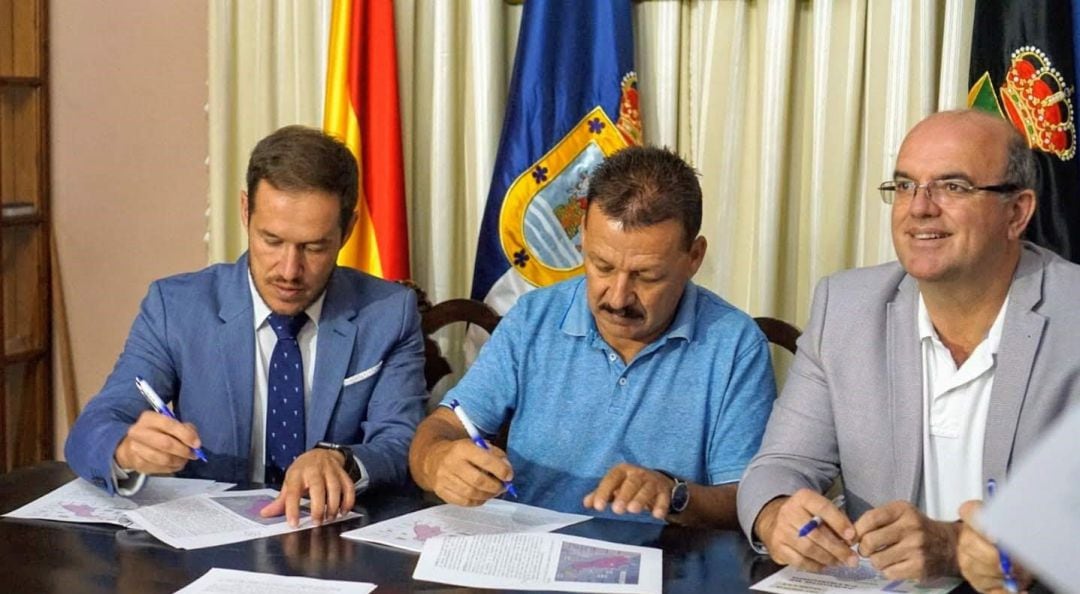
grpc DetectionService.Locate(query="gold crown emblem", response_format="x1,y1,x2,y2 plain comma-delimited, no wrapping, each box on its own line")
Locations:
1000,46,1076,161
616,71,643,146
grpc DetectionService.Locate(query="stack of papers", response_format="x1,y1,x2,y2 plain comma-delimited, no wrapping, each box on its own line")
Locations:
126,488,360,550
751,561,961,594
2,477,233,527
341,499,589,552
176,568,376,594
413,532,663,594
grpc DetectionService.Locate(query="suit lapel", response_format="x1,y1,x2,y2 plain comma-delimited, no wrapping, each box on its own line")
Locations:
887,276,924,503
308,270,359,447
215,255,255,476
984,247,1046,483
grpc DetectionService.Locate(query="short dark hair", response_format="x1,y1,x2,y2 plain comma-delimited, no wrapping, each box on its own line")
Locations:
586,146,702,249
245,125,358,237
1003,129,1039,191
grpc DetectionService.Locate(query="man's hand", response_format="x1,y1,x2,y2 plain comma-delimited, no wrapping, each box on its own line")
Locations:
423,438,513,507
114,410,202,474
259,448,355,528
957,500,1033,593
753,489,858,571
853,500,960,580
583,463,674,520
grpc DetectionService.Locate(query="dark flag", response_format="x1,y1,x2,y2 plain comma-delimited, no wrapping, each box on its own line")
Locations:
470,0,640,313
969,0,1080,262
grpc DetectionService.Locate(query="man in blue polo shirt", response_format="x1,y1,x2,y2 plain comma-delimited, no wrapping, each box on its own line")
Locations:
409,146,776,527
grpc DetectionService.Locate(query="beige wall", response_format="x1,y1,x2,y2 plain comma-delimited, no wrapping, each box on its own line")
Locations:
50,1,209,454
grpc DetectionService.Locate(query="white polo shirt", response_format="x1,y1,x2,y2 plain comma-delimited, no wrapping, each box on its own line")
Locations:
917,292,1009,521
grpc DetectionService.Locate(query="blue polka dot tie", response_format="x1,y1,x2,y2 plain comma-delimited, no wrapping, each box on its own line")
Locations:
265,312,308,485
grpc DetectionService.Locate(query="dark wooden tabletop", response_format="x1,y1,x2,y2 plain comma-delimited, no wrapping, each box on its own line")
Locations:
0,462,784,593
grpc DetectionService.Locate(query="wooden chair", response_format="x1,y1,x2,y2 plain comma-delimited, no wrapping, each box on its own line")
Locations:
754,316,800,354
420,298,502,391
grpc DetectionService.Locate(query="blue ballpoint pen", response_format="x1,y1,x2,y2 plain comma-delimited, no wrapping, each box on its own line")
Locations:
134,377,208,462
798,494,847,537
448,399,518,498
987,479,1019,593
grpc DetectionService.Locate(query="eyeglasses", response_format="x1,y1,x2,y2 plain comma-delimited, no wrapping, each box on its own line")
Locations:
877,179,1022,205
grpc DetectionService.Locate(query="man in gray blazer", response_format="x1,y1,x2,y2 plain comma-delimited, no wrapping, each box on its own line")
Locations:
738,110,1079,587
66,126,425,528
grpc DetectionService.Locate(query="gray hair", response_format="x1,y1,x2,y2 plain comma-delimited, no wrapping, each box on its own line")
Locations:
1003,131,1039,191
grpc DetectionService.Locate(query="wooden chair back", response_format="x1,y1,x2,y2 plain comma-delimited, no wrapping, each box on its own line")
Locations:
420,298,502,391
754,316,800,354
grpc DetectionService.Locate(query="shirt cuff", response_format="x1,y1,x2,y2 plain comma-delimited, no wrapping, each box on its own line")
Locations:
109,459,147,496
352,455,370,493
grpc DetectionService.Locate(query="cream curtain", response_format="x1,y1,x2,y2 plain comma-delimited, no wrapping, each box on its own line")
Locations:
208,0,974,330
208,0,331,261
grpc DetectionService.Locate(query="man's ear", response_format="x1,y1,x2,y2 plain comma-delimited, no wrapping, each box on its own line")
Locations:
1008,190,1037,240
340,210,358,246
687,235,707,276
240,191,250,231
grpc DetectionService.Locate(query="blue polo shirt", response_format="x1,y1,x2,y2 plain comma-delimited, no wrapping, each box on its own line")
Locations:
442,277,775,521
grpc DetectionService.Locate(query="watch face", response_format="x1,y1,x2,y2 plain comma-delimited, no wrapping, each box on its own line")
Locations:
670,481,690,514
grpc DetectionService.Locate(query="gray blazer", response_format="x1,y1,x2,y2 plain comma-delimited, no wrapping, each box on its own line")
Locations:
737,242,1080,541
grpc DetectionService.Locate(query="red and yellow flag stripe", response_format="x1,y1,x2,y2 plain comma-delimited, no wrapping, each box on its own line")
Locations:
324,0,410,279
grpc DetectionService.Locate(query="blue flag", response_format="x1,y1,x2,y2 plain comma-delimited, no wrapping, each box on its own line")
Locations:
470,0,640,312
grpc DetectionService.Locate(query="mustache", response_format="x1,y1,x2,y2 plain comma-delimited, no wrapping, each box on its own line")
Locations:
599,304,644,319
269,277,305,289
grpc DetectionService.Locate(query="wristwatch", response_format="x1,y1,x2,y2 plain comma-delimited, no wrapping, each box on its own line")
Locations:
315,441,364,483
655,469,690,515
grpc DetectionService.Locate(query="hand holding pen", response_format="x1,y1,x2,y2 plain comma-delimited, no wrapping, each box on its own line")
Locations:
958,496,1030,594
113,377,207,474
986,480,1019,594
448,399,518,498
798,494,847,537
134,377,207,462
755,488,858,571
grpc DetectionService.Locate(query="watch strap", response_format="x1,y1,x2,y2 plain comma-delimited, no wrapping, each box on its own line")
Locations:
315,441,364,484
654,469,690,514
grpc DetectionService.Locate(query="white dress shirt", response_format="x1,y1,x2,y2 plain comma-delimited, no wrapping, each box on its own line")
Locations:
917,292,1009,521
248,274,324,483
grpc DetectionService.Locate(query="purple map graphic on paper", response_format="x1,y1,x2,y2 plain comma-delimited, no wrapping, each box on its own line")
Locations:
555,542,641,584
210,494,308,526
412,523,443,541
821,563,880,582
61,503,99,518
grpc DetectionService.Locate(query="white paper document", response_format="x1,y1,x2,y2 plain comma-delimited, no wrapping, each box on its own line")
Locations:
751,561,961,594
2,477,234,527
413,532,662,593
341,499,590,553
981,402,1080,593
125,488,360,550
174,568,376,594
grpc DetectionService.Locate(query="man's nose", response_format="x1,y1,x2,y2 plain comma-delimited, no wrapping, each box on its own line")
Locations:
908,183,941,216
606,274,635,309
280,246,304,280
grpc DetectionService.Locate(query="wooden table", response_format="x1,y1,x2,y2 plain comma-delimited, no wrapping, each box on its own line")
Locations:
0,462,789,593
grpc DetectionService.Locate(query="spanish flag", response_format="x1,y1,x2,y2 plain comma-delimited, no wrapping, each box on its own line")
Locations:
324,0,410,279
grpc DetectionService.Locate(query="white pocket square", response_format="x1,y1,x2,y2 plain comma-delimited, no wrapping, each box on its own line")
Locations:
343,361,383,386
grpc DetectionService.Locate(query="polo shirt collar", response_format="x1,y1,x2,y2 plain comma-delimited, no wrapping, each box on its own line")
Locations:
916,291,1009,357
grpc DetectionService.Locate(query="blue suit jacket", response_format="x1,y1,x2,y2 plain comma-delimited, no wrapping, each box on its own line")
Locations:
65,254,426,493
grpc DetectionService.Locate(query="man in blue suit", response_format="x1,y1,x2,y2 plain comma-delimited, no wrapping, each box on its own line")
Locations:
66,126,426,527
